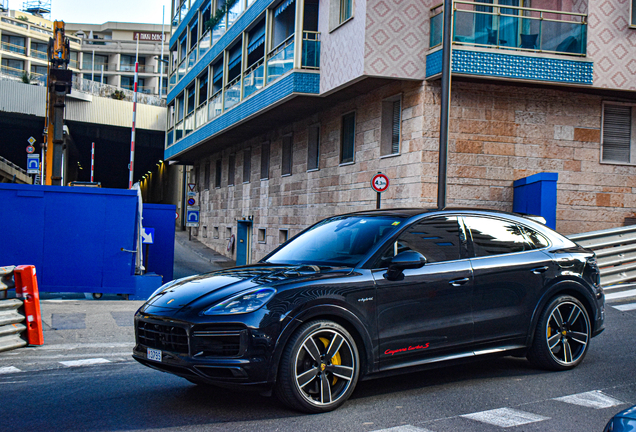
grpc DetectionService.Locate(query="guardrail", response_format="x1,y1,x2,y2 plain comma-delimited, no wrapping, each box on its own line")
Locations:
568,225,636,286
0,265,44,353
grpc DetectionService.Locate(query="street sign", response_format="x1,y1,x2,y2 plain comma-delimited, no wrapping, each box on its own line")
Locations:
187,198,196,206
188,183,196,192
26,145,35,154
28,137,36,145
175,212,179,220
27,154,40,174
187,191,196,197
371,173,389,193
141,227,155,244
186,206,200,227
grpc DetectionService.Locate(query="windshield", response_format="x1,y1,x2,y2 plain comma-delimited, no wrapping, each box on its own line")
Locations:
264,215,405,266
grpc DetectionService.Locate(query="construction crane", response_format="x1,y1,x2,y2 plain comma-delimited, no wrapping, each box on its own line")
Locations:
42,21,72,186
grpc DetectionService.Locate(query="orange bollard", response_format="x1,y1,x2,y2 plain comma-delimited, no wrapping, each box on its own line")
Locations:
14,265,44,346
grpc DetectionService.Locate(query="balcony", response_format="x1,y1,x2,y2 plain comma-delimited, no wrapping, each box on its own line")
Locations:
426,1,593,85
1,41,26,56
82,62,109,72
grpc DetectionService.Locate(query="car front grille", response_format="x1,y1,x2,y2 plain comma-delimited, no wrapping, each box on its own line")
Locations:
191,324,245,358
137,321,189,354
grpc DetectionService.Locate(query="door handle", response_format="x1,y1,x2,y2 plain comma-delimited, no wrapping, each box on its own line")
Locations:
449,277,470,287
531,266,549,274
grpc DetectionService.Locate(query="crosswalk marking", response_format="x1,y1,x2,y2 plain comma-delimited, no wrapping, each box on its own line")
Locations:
605,288,636,301
0,366,21,374
554,391,624,409
613,303,636,311
60,358,111,367
461,408,549,428
372,426,432,432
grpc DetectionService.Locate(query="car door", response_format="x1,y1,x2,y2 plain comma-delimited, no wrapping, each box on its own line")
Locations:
372,216,474,368
461,216,557,346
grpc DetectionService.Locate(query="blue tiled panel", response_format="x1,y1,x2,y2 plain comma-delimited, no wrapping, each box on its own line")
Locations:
426,49,443,78
165,72,319,159
171,0,204,47
168,0,274,104
425,49,593,85
452,50,593,85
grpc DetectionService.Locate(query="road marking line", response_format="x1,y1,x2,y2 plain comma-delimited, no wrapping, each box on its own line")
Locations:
605,289,636,301
2,352,132,360
613,303,636,312
461,408,549,428
0,366,21,374
553,391,624,409
60,358,111,367
27,342,134,351
372,426,433,432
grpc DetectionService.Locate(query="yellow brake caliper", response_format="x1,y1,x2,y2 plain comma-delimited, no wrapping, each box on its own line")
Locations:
319,337,341,385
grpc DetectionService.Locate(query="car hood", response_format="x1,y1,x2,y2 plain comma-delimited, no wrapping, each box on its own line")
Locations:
143,264,351,312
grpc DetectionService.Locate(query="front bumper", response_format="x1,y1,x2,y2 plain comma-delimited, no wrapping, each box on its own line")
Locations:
132,314,274,387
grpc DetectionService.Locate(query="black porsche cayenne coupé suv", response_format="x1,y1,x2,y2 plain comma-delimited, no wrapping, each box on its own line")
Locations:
133,209,605,412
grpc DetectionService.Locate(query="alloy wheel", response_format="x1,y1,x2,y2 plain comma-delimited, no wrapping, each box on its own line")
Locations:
294,329,356,406
545,301,590,366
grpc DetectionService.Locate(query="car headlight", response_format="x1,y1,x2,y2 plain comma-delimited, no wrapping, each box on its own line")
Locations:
203,288,276,315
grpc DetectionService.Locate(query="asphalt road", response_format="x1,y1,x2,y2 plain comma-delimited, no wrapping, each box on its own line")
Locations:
0,305,634,432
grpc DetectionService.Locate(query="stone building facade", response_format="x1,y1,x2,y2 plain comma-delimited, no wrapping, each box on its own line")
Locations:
165,0,636,262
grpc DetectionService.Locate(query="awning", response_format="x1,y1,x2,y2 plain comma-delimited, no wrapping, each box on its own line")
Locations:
248,21,266,54
213,66,223,82
274,0,295,17
228,44,242,70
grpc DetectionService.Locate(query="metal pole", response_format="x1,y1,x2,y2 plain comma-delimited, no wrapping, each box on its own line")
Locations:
376,192,381,210
100,65,104,84
128,37,139,189
91,49,95,81
182,166,188,231
159,5,165,97
91,142,95,182
437,0,453,210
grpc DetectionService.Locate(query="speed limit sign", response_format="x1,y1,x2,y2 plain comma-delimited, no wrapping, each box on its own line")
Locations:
371,173,389,193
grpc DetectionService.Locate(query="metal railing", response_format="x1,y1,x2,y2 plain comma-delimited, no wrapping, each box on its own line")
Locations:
430,1,587,56
568,225,636,286
302,31,321,69
1,40,27,55
71,76,167,107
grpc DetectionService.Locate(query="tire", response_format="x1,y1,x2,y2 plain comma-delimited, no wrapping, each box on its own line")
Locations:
527,295,591,371
275,320,360,413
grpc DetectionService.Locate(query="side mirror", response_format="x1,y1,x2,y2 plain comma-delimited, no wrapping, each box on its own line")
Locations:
386,251,426,281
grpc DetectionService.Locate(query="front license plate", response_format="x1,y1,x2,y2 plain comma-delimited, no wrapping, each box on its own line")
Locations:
147,348,162,362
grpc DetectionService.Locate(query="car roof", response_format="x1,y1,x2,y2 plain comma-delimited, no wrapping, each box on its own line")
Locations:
345,207,539,221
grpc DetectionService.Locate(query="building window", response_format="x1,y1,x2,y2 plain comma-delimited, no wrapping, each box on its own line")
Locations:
243,148,251,183
632,0,636,26
121,54,145,72
340,0,353,23
279,229,289,244
213,226,219,239
228,154,236,186
307,125,320,171
282,135,293,176
261,142,270,180
602,103,635,164
189,20,198,51
381,95,402,156
340,112,356,164
226,227,232,238
215,159,222,188
187,84,196,114
198,72,208,107
204,161,210,189
258,228,266,243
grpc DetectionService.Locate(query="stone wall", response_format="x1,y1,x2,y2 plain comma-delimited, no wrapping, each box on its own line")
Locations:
194,78,636,261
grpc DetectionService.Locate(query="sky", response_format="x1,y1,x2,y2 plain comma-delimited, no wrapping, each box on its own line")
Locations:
9,0,172,25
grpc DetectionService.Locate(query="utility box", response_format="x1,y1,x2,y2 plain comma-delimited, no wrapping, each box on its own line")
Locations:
513,172,559,229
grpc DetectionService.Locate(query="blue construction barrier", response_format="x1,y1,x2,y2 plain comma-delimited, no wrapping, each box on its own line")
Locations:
0,183,163,299
142,204,176,283
513,172,559,230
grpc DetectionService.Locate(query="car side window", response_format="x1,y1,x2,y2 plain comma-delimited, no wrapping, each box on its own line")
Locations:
520,225,550,249
378,216,464,266
463,216,528,257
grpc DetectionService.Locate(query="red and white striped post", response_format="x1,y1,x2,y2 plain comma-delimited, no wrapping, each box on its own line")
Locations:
128,37,140,189
90,142,95,182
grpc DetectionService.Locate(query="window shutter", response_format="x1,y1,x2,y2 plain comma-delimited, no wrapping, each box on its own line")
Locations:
392,100,401,154
602,105,631,163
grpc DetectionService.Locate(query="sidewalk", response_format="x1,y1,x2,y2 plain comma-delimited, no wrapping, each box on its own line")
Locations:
174,229,235,270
